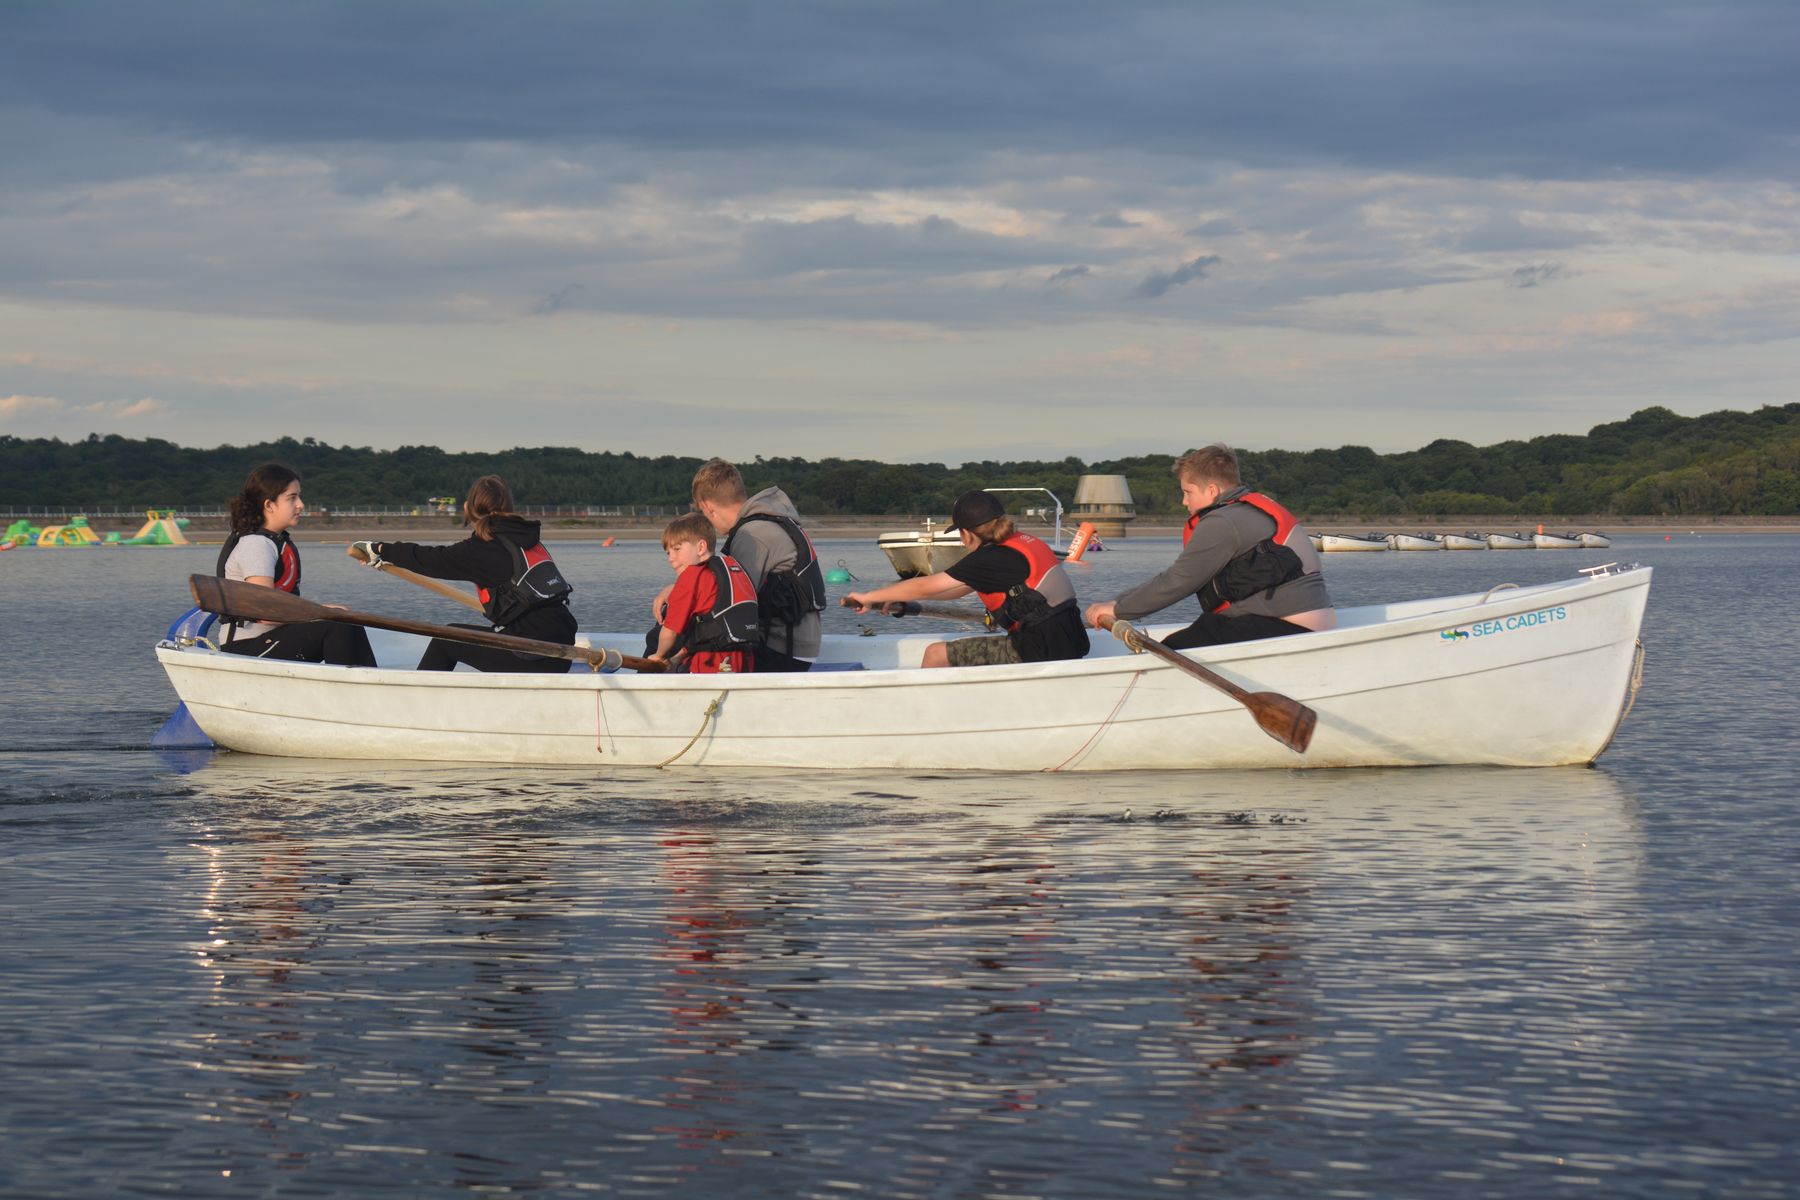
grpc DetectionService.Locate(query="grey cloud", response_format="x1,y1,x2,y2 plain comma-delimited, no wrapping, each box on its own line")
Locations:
1136,254,1220,299
1092,214,1139,229
740,214,1072,275
1047,266,1090,285
1,2,1795,185
1507,262,1567,288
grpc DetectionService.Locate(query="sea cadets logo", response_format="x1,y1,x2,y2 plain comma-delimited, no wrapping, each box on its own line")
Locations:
1440,605,1569,643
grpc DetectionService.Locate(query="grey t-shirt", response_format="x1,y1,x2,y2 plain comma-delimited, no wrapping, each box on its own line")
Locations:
1112,499,1332,623
220,534,281,640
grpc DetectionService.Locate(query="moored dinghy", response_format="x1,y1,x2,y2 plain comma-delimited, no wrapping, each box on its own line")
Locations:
1578,531,1612,549
159,566,1653,772
1386,532,1444,551
1486,531,1534,549
1318,532,1389,552
1441,532,1488,550
1532,531,1584,549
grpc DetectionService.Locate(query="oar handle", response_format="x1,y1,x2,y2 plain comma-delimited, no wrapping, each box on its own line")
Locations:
190,575,666,674
347,543,487,614
840,597,992,624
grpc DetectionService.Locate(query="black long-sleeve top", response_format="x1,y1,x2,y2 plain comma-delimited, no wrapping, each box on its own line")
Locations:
373,516,577,644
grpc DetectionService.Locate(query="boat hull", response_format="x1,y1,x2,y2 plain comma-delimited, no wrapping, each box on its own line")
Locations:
1386,533,1444,551
1579,533,1612,549
877,533,967,578
158,569,1651,772
1318,534,1389,552
1487,533,1534,549
1441,534,1488,550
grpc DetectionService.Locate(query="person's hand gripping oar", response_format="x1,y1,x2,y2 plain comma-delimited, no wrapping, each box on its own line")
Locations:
347,541,486,613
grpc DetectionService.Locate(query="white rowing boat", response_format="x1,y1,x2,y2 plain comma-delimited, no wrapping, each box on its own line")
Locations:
1386,532,1444,551
1486,531,1534,549
157,565,1651,772
1579,532,1612,549
1441,533,1488,550
1317,533,1389,552
1533,532,1585,549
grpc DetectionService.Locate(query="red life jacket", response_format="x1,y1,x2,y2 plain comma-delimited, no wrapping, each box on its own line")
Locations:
685,554,762,652
478,537,573,627
974,533,1077,632
1183,490,1313,612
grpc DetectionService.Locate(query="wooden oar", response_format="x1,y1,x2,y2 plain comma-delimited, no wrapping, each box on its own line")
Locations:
189,575,666,674
840,597,992,624
1096,616,1315,754
346,542,486,613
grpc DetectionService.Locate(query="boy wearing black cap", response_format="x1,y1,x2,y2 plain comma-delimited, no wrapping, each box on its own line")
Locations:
843,490,1089,668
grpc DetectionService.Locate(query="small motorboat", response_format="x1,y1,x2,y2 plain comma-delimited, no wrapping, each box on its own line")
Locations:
1486,532,1535,550
1308,533,1324,552
1386,533,1444,551
1318,533,1389,552
1532,532,1584,550
1578,532,1612,549
1441,532,1488,550
877,519,968,578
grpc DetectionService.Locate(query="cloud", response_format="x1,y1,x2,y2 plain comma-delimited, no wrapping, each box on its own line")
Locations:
741,213,1072,275
1136,254,1221,299
1507,262,1567,288
1092,213,1139,229
1,393,61,417
1047,265,1090,285
70,397,165,418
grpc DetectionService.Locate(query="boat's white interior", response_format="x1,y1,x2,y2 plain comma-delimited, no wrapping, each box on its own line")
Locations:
177,573,1603,675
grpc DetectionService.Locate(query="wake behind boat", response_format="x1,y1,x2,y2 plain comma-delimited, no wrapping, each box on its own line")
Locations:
159,565,1651,772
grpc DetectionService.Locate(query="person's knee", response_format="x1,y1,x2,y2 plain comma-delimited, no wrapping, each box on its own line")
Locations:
921,642,949,668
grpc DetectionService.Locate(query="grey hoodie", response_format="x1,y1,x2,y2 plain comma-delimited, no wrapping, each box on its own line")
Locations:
721,487,822,659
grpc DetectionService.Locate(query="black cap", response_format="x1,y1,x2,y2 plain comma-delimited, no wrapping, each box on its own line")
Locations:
946,489,1005,531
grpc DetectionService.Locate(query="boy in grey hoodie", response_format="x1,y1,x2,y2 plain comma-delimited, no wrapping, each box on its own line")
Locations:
691,459,825,671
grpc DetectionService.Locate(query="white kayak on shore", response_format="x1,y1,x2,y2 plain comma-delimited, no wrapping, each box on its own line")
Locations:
158,565,1651,772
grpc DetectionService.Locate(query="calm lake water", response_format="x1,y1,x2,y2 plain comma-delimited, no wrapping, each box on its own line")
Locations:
2,532,1797,1198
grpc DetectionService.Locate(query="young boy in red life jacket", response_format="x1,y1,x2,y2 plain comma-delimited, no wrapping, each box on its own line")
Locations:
648,513,760,674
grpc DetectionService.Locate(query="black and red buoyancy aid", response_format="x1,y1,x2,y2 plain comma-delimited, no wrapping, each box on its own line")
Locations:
684,554,762,653
478,536,573,627
214,528,300,644
216,527,300,593
973,533,1078,632
1184,490,1313,612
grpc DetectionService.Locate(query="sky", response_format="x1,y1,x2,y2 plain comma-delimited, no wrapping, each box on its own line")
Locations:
1,0,1796,464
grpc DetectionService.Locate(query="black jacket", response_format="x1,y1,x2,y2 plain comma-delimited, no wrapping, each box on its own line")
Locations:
375,517,577,644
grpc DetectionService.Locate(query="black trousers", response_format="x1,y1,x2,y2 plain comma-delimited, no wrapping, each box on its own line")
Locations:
222,620,377,667
1163,612,1309,650
417,624,572,674
752,645,813,673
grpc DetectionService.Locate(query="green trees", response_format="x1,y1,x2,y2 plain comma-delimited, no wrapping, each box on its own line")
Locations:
2,403,1796,516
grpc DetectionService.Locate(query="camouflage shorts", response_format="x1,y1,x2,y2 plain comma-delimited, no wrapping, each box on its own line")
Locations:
944,634,1021,667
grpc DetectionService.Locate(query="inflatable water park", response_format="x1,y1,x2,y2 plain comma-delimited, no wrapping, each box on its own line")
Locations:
3,510,191,549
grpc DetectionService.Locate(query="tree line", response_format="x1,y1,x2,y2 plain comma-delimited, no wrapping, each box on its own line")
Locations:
3,403,1796,517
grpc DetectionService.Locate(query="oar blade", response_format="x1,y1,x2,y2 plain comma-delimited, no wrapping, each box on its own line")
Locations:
1249,692,1316,754
189,574,323,626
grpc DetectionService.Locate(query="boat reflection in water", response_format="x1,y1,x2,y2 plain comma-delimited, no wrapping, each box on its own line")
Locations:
163,757,1644,1195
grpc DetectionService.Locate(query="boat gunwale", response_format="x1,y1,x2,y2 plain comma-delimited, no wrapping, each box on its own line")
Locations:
158,567,1650,694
